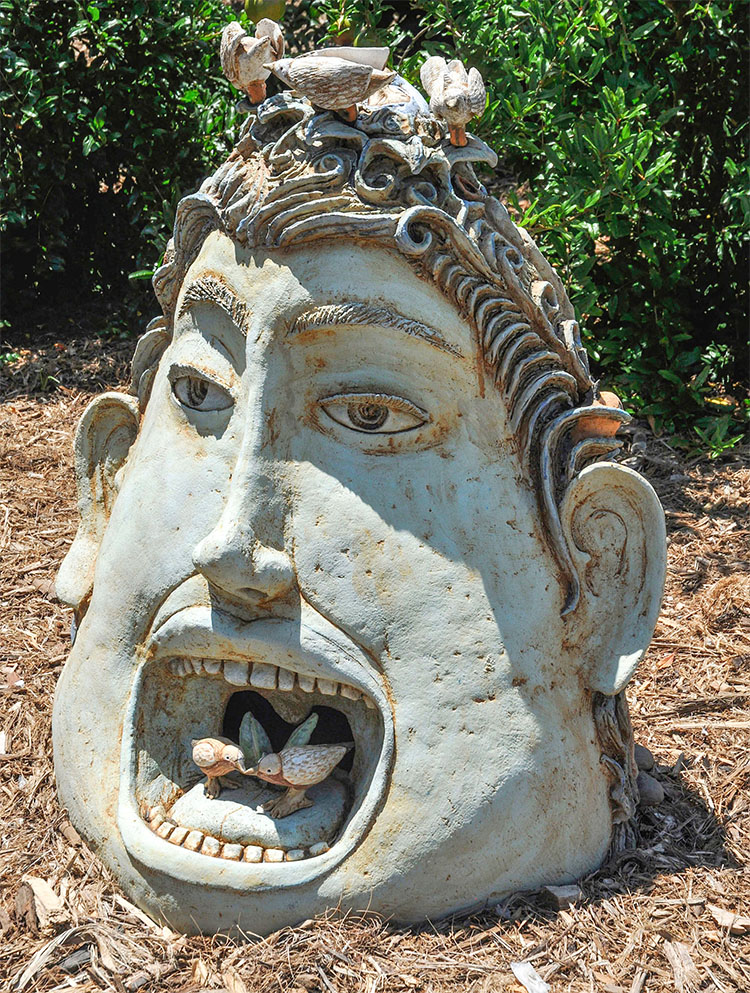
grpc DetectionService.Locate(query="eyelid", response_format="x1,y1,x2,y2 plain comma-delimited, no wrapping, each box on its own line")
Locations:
167,327,243,384
318,391,429,437
321,392,427,420
167,362,235,395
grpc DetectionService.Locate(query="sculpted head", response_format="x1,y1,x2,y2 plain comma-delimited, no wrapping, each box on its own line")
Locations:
53,72,666,934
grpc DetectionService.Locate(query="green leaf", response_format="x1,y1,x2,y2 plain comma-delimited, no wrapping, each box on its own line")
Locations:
284,713,319,749
583,190,601,209
239,712,272,768
658,369,684,386
630,19,659,41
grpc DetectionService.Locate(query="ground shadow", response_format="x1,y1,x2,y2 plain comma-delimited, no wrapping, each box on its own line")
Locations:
405,753,739,937
1,333,134,401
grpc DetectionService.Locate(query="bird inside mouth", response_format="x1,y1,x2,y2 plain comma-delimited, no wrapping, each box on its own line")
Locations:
131,656,383,864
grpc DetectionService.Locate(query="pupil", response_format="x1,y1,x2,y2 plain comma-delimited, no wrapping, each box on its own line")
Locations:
348,402,388,431
188,378,209,406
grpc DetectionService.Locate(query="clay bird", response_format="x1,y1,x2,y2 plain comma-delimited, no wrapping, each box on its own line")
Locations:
220,18,284,104
419,56,486,147
265,54,395,121
247,743,353,818
191,736,248,799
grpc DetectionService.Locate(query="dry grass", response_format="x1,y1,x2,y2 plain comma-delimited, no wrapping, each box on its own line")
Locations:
1,339,748,993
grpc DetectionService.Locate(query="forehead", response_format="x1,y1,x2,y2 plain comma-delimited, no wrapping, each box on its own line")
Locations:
174,231,473,357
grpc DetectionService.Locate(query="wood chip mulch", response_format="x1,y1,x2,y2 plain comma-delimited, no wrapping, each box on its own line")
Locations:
1,338,748,992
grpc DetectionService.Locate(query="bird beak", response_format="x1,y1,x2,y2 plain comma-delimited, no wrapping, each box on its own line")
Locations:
232,754,247,774
244,765,258,777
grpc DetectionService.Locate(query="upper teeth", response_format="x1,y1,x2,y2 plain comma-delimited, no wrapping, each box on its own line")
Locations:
166,657,375,707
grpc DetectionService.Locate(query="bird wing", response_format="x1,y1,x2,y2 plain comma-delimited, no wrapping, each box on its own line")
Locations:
220,22,245,77
285,56,373,107
467,67,487,117
255,18,284,61
445,59,468,86
280,745,348,786
420,56,446,99
312,45,390,70
364,68,397,100
192,737,230,767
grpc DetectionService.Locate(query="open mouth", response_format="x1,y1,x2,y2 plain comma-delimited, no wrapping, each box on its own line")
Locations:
118,598,392,885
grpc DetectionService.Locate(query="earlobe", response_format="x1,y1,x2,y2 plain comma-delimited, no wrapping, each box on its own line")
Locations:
55,392,140,612
560,463,666,695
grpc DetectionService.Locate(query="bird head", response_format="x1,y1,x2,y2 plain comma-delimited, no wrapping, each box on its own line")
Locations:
258,753,282,777
221,743,247,773
265,58,292,85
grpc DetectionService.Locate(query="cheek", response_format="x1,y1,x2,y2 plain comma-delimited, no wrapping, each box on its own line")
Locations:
87,393,238,630
289,460,508,705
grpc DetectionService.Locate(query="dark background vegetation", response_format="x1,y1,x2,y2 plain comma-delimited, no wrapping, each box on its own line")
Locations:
1,0,747,452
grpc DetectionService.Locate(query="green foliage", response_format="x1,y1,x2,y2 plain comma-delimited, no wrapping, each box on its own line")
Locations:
313,0,749,451
2,0,747,452
1,0,238,321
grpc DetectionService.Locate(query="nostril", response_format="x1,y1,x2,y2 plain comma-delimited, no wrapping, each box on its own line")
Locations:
193,527,295,601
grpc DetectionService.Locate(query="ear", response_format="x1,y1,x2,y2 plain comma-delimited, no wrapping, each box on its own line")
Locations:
560,463,666,695
56,392,140,612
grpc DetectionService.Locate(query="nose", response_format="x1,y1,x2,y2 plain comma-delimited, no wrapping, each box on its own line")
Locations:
192,439,296,601
193,520,295,602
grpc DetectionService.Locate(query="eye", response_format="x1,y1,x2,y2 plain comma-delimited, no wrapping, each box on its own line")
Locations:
320,393,428,434
170,369,233,412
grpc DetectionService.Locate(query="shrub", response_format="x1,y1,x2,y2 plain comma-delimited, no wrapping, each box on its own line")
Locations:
2,0,747,450
312,0,749,451
1,0,238,325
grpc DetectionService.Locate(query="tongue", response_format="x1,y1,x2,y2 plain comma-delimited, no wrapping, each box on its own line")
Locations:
168,776,348,849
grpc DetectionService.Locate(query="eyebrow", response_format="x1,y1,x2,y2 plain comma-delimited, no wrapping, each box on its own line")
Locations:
178,275,252,336
288,303,463,356
179,281,463,358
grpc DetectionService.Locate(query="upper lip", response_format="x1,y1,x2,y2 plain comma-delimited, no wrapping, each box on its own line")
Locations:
147,597,385,702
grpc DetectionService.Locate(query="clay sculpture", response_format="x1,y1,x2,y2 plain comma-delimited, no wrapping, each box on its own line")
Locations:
420,55,487,146
220,18,284,104
52,13,666,936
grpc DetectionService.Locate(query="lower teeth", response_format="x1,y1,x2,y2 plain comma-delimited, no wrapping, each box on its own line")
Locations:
145,806,331,861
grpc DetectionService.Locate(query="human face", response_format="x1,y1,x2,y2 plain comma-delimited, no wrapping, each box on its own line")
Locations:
53,232,613,934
